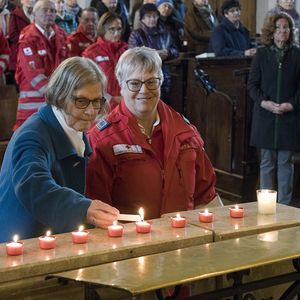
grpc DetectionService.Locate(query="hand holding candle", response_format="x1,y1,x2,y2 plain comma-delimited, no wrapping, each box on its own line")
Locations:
72,226,89,243
39,231,56,249
6,235,24,256
171,214,187,228
136,208,152,233
198,209,214,223
229,205,244,218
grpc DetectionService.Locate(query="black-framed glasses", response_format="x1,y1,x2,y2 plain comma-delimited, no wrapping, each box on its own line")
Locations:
71,95,106,109
126,78,161,92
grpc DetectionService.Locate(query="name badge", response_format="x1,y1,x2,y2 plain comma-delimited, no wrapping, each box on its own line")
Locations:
79,42,90,47
113,144,143,155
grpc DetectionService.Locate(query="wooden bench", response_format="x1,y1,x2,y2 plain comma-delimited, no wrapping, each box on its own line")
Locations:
48,226,300,300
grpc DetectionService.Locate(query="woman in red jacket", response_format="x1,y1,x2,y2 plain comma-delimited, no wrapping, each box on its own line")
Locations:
82,12,127,111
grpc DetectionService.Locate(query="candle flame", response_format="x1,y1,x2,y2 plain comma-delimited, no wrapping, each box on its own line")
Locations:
139,208,144,221
13,235,18,243
46,231,51,237
177,213,180,218
235,205,239,209
113,221,117,227
205,209,208,214
79,226,83,232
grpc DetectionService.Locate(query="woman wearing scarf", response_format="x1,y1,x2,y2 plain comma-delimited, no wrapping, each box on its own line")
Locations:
184,0,218,53
248,12,300,206
265,0,299,39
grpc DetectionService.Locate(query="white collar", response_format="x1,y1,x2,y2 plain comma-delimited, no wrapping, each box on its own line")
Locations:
138,111,160,138
35,23,55,40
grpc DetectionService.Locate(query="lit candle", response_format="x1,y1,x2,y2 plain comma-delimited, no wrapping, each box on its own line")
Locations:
171,214,187,228
257,189,277,215
135,208,152,233
108,221,124,237
38,231,56,249
6,235,24,256
72,226,89,244
198,209,214,223
229,205,244,218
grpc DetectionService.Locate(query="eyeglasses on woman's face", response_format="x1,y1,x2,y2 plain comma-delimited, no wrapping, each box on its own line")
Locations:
71,95,106,109
125,78,161,92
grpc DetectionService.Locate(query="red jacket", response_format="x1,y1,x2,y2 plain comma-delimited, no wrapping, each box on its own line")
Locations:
86,99,217,219
67,24,95,57
82,36,127,98
8,6,31,70
0,28,10,75
14,23,69,130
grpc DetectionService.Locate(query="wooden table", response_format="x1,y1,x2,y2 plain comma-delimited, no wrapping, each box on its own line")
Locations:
49,226,300,300
163,202,300,241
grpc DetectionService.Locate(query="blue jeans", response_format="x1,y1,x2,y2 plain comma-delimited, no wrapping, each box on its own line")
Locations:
260,149,294,205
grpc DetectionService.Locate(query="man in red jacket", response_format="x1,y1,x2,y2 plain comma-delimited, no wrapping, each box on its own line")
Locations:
0,28,10,76
67,7,98,57
14,0,69,130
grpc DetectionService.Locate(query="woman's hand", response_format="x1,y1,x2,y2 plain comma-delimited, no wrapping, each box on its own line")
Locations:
261,100,293,114
85,200,119,228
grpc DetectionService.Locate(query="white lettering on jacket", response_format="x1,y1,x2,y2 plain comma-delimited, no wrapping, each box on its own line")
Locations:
95,56,109,62
113,144,143,155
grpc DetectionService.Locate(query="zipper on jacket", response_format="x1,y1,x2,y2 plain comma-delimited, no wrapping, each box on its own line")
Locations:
161,170,165,188
176,162,182,178
275,62,282,149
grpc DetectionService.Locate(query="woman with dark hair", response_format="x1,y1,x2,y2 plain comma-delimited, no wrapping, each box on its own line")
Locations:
82,11,127,111
0,57,119,243
248,12,300,206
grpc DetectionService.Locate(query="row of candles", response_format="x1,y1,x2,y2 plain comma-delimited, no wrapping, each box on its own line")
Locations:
6,190,277,256
5,206,245,256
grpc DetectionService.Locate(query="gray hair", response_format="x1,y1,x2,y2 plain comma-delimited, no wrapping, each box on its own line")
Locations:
33,0,54,13
45,57,108,114
115,47,164,88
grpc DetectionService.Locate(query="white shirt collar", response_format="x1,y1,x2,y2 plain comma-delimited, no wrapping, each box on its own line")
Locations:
138,111,160,138
35,23,55,40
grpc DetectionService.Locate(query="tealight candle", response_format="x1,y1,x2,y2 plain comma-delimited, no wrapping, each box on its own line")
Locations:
136,208,152,233
257,189,277,215
171,214,187,228
108,221,124,237
229,205,244,218
6,235,24,256
39,231,56,249
72,226,89,243
198,209,214,223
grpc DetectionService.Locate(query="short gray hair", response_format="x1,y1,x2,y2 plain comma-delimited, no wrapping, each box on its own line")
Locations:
115,47,164,88
45,57,108,113
33,0,54,13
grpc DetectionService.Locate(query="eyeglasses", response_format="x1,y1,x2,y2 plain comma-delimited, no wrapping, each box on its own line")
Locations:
126,78,161,92
227,8,241,14
107,27,123,34
71,95,106,109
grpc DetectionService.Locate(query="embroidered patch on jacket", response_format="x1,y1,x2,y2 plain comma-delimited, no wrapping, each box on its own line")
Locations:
95,56,109,62
113,144,143,155
79,42,90,47
23,47,33,55
29,61,35,70
95,118,109,131
38,49,46,55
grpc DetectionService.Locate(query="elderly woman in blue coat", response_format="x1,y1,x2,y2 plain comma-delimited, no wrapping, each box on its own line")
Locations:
128,3,179,105
0,57,119,243
248,12,300,206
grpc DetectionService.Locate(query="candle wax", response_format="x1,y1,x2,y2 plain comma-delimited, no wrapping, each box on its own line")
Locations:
171,216,187,228
6,242,24,256
136,221,152,233
108,224,124,237
72,230,89,243
229,207,244,218
198,211,214,223
39,235,56,249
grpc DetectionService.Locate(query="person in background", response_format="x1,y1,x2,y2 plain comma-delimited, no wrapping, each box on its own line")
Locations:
53,0,78,35
91,0,131,42
248,12,300,206
0,27,10,76
86,46,221,220
0,56,119,243
156,0,184,49
265,0,299,39
128,3,178,105
130,0,142,26
209,0,256,57
133,0,157,30
82,12,127,111
14,0,69,131
0,0,13,37
8,0,35,74
65,0,82,26
171,0,186,24
184,0,218,53
67,7,99,57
